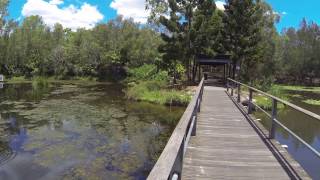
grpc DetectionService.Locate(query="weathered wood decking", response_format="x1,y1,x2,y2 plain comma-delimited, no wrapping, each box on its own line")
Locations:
182,86,290,179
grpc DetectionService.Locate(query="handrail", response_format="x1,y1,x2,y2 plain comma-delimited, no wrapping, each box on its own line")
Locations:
148,77,205,180
226,78,320,159
227,78,320,121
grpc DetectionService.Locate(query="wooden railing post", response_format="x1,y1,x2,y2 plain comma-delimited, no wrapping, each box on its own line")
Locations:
199,83,204,112
227,79,229,92
196,93,201,112
237,83,241,103
194,83,203,135
191,114,197,136
270,99,277,139
248,89,253,114
231,82,234,96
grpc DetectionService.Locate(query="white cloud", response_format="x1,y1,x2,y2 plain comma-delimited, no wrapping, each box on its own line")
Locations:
215,1,225,11
273,11,288,16
22,0,104,30
110,0,149,23
49,0,63,5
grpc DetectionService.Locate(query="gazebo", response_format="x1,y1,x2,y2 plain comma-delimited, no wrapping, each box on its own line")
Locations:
196,54,233,84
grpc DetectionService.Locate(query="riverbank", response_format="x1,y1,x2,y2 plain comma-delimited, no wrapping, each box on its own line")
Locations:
5,76,109,86
124,64,194,107
5,71,193,107
254,84,320,109
126,81,193,106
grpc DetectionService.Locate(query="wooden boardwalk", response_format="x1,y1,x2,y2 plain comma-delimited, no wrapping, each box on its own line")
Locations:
182,86,290,179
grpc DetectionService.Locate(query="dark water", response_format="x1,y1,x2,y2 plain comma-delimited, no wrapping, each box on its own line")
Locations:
254,90,320,179
0,82,184,180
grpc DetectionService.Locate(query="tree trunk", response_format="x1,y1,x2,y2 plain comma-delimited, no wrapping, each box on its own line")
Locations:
186,58,191,83
232,64,236,80
192,57,197,83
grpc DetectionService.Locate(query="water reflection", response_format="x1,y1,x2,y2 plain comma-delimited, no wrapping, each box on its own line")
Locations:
0,82,184,179
254,90,320,179
0,140,15,166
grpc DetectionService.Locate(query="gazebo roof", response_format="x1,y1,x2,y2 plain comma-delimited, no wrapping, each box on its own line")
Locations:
196,54,232,65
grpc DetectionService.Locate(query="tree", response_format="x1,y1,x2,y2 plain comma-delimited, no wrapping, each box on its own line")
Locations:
223,0,264,81
276,19,320,85
158,0,186,83
250,1,280,86
0,0,16,74
191,1,225,81
147,0,224,82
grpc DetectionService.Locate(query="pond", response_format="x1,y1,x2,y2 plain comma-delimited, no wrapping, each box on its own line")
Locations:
0,82,185,180
254,89,320,179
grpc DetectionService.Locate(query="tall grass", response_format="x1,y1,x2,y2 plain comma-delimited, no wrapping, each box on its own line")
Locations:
255,85,288,110
126,80,191,106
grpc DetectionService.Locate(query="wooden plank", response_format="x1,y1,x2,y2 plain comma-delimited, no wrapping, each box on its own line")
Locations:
182,86,291,179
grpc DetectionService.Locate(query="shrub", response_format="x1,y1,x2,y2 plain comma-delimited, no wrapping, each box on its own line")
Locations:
127,64,157,81
252,77,274,92
10,76,28,82
127,64,169,83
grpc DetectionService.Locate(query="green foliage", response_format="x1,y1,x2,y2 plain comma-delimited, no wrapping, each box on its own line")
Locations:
303,99,320,106
127,64,169,83
74,76,98,82
126,81,191,106
127,64,157,81
32,77,49,89
255,95,273,110
151,0,224,82
274,19,320,85
9,76,28,83
0,12,162,81
275,85,320,93
252,77,274,92
223,0,268,81
126,64,190,106
255,85,288,110
0,0,318,88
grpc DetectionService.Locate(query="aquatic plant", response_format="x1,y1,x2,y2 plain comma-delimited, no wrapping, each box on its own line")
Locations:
32,77,49,89
303,99,320,106
126,81,191,106
0,82,183,179
275,85,320,93
255,85,288,110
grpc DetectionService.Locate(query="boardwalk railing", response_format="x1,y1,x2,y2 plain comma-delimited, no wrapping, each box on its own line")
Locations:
226,78,320,159
148,78,204,180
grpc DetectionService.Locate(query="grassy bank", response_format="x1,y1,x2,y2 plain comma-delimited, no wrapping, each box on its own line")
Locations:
254,85,288,110
6,76,104,86
303,99,320,106
125,65,192,106
126,81,192,106
254,84,320,109
274,85,320,93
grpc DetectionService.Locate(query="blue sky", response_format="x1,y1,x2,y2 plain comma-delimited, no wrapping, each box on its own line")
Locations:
7,0,320,31
267,0,320,31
